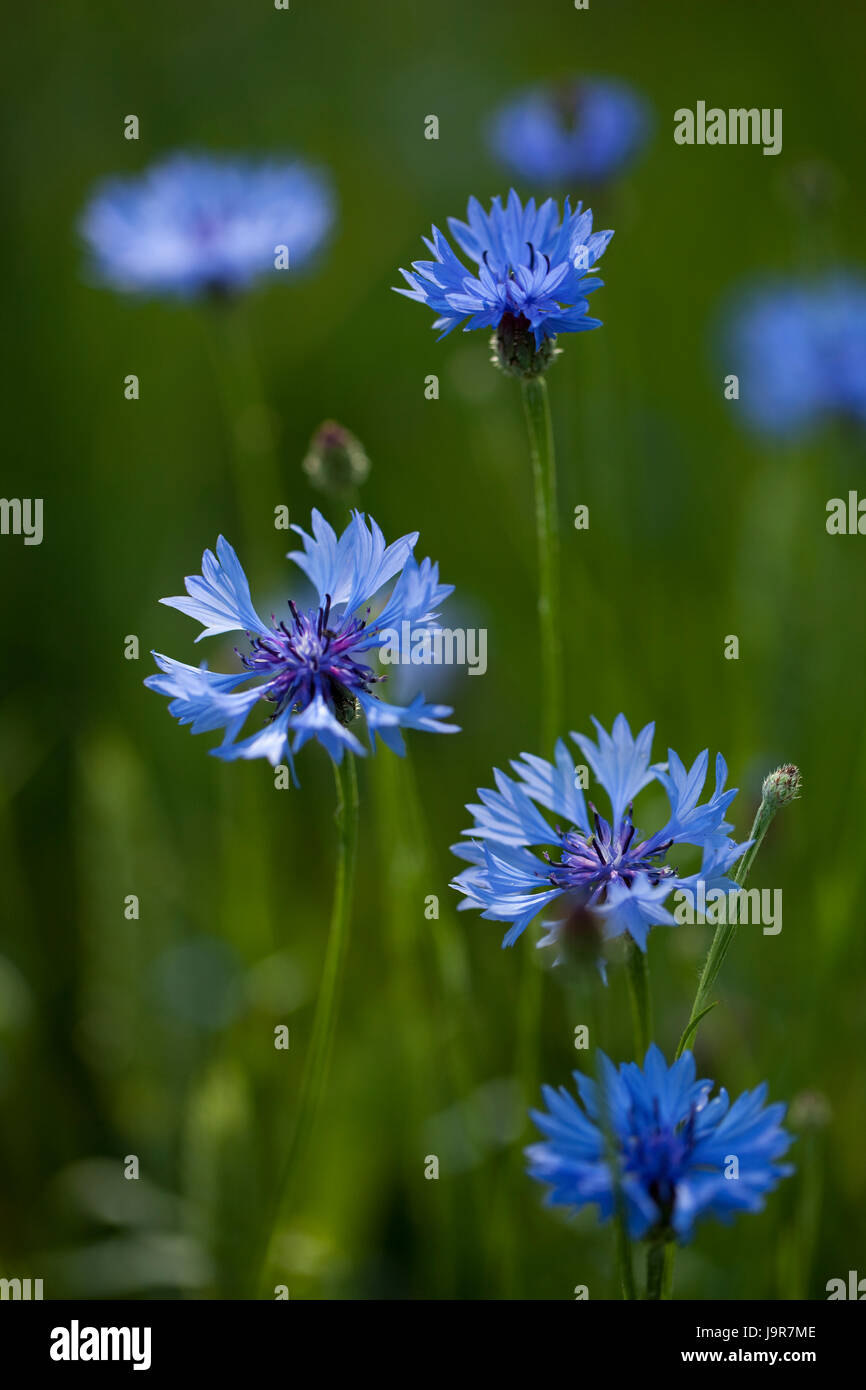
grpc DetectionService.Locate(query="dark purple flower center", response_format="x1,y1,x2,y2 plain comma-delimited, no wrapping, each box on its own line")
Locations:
547,803,674,905
623,1103,698,1212
240,594,382,724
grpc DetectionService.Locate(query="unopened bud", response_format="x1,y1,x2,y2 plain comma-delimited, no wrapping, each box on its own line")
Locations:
303,420,370,497
761,764,802,808
789,1089,831,1131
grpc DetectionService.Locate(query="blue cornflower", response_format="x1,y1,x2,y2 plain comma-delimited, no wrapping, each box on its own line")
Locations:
488,78,651,186
80,152,335,298
527,1045,794,1242
395,190,613,373
145,512,458,772
725,273,866,437
451,714,748,952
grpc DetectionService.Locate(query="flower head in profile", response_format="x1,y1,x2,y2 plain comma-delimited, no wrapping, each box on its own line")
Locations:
527,1045,793,1242
724,273,866,437
395,191,613,376
451,714,748,954
145,512,458,774
81,152,335,298
489,78,651,186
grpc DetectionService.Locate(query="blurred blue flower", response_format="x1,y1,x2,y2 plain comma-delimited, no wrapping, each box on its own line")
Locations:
395,190,613,348
489,78,651,185
725,274,866,436
527,1045,793,1242
146,512,458,772
451,713,747,951
81,152,335,298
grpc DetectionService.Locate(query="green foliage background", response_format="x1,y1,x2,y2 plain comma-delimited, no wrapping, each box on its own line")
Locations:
1,0,864,1299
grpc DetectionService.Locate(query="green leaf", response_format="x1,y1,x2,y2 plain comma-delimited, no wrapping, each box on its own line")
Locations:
676,1002,719,1058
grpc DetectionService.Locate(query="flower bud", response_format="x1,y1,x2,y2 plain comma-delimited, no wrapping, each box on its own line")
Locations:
761,764,802,808
789,1089,831,1131
303,420,370,497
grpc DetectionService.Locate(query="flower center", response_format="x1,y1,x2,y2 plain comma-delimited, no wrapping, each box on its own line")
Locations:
547,803,675,905
623,1107,695,1213
240,594,382,724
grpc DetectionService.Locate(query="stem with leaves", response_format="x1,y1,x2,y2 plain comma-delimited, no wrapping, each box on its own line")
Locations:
676,771,799,1060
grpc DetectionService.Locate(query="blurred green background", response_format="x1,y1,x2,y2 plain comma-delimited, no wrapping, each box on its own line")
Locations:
1,0,864,1299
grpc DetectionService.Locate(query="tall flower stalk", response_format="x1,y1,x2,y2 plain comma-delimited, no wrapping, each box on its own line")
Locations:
395,191,612,749
456,720,801,1298
293,754,359,1154
625,936,652,1057
203,304,283,545
396,191,614,1111
520,375,561,749
676,763,802,1059
256,753,359,1281
661,764,801,1300
144,514,458,1289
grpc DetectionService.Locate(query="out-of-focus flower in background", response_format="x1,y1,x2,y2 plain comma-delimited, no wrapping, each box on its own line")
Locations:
723,274,866,438
488,77,652,187
80,152,335,298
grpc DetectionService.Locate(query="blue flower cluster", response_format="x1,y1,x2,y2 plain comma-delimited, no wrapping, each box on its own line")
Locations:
451,713,747,952
146,512,457,773
395,190,613,347
527,1045,793,1242
105,108,803,1280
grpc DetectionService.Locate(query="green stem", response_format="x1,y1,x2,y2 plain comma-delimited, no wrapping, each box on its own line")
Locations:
668,785,788,1299
515,375,561,1130
204,304,282,546
293,755,359,1147
732,798,777,888
675,792,778,1061
646,1241,666,1300
594,1047,636,1301
625,937,652,1058
783,1128,824,1298
662,1241,676,1299
520,375,562,751
256,754,359,1288
615,1204,638,1301
372,752,469,1297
